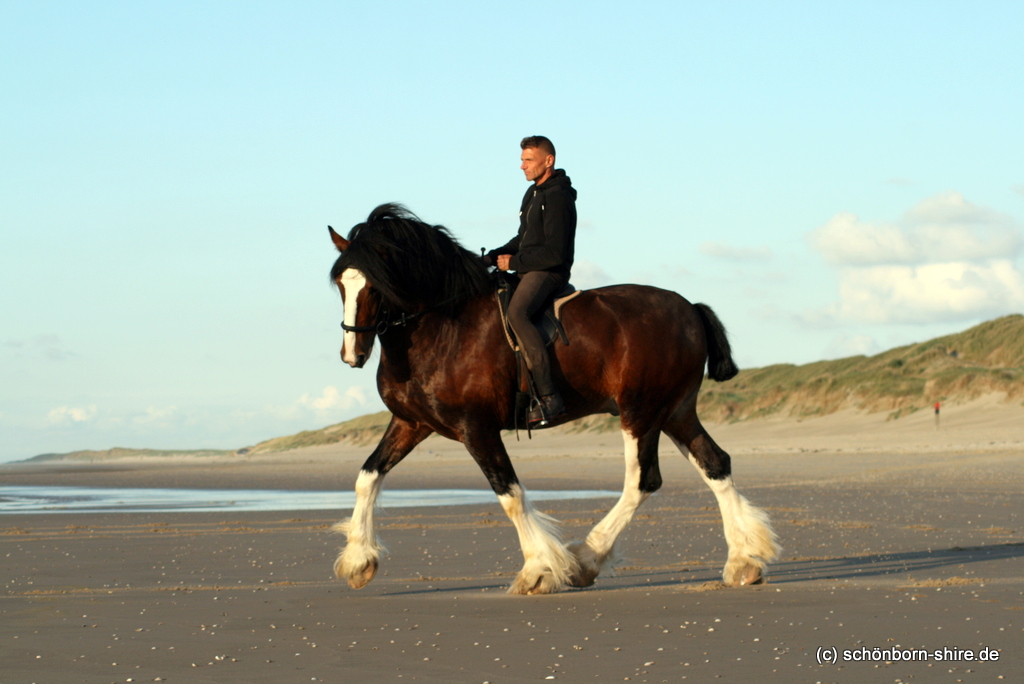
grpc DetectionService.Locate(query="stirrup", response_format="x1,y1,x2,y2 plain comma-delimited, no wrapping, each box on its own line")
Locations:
528,393,566,428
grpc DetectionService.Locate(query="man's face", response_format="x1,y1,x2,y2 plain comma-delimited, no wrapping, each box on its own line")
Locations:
520,147,554,184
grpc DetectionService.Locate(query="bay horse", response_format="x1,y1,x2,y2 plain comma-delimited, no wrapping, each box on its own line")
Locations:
327,204,778,594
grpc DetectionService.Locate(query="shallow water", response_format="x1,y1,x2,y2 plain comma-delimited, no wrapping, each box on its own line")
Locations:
0,486,619,515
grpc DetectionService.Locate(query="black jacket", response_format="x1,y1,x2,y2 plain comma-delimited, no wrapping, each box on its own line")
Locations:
489,169,577,277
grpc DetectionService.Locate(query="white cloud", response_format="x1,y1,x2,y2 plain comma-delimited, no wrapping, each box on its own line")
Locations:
700,242,774,262
570,259,614,290
298,386,366,413
809,193,1024,324
252,385,377,434
48,405,97,424
824,260,1024,324
810,192,1021,266
344,386,367,405
133,406,178,425
904,191,1003,225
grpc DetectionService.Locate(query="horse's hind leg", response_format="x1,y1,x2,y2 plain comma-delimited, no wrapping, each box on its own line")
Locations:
462,429,579,595
665,411,779,586
334,416,432,589
567,427,662,587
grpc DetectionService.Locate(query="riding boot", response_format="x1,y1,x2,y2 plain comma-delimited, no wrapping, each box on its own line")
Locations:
507,271,569,428
528,392,566,428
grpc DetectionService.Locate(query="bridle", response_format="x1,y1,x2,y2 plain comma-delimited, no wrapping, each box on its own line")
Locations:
340,294,464,336
340,304,416,336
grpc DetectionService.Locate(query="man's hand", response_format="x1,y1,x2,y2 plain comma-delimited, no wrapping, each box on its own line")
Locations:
496,254,512,271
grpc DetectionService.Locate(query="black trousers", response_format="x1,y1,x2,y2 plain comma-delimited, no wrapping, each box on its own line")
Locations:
507,270,567,397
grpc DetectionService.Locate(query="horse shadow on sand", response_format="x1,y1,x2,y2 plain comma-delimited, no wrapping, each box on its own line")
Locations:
764,541,1024,584
377,542,1023,596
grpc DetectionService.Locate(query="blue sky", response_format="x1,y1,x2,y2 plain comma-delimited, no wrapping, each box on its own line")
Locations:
2,1,1022,461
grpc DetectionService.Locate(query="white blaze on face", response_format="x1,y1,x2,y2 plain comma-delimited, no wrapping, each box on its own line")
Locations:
340,268,368,366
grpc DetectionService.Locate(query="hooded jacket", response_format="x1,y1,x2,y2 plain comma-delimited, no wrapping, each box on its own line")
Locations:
489,169,577,277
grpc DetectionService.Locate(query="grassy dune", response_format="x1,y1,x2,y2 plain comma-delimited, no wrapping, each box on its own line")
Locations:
246,411,393,453
25,448,236,463
699,314,1024,422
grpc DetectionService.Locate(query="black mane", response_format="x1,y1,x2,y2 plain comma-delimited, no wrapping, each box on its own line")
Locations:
330,203,492,314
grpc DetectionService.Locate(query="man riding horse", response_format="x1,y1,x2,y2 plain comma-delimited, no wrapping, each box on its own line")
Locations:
485,135,577,428
327,203,778,593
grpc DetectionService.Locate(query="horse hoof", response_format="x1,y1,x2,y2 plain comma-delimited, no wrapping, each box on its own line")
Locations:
565,541,600,587
725,563,764,587
567,566,598,588
339,558,378,589
509,571,560,595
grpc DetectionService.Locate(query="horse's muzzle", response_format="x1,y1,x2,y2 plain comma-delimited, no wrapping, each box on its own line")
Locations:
342,351,367,369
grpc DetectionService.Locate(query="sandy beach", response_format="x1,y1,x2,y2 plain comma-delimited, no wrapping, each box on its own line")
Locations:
2,398,1022,683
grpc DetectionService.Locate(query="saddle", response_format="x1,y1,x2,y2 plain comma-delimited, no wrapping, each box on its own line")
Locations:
495,274,581,352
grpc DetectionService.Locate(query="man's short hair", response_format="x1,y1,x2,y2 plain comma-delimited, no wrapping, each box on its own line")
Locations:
521,135,556,158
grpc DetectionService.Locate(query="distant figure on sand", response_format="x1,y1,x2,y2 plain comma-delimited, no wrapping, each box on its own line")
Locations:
934,401,941,429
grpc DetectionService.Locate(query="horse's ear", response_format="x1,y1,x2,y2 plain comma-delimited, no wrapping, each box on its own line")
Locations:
328,225,349,252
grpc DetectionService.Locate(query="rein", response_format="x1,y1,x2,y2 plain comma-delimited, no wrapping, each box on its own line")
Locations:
340,295,464,335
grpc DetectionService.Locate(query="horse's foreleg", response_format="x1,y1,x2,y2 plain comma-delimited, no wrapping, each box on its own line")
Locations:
463,430,578,595
666,419,779,586
567,428,661,587
499,483,580,594
334,470,385,588
334,417,432,589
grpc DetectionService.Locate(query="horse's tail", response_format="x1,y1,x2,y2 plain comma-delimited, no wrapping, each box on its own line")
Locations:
694,303,739,382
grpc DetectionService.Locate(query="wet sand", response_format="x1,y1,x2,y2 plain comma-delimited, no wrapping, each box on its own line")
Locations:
2,399,1022,683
